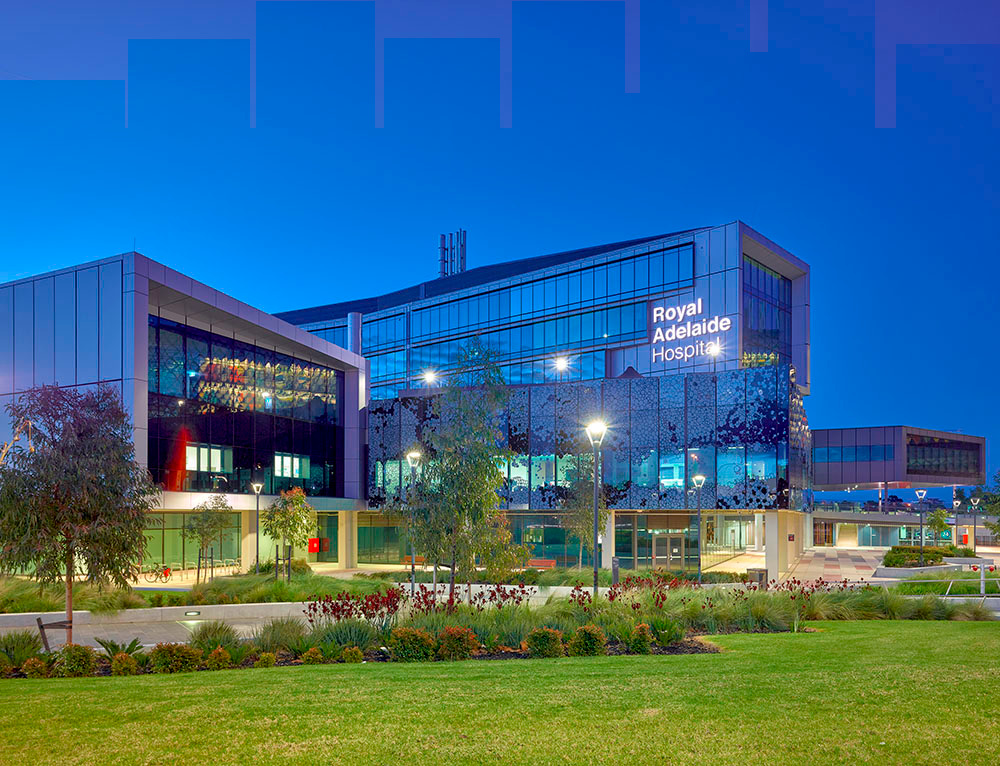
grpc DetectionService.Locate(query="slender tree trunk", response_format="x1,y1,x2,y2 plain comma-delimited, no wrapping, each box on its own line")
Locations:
448,545,457,602
65,546,74,645
578,542,583,570
432,562,438,603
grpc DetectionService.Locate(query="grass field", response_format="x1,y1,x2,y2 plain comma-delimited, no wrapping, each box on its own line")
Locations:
1,621,998,765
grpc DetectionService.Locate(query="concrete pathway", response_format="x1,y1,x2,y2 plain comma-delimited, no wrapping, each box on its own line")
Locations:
787,547,889,583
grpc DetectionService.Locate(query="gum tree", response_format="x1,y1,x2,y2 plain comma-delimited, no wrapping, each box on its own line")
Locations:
0,385,160,643
420,337,529,601
182,494,233,582
561,473,610,570
261,486,313,581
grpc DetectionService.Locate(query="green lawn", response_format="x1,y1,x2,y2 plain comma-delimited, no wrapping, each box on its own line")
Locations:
2,621,998,765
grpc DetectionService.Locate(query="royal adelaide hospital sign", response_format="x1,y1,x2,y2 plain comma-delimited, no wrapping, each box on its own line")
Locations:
648,298,733,364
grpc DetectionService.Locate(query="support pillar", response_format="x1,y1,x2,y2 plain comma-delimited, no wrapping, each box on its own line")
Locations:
338,510,358,570
765,510,781,583
753,513,764,551
601,510,616,569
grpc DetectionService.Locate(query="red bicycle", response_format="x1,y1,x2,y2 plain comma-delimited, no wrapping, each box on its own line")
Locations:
143,564,172,584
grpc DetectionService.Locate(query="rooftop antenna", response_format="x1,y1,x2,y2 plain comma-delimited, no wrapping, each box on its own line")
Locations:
438,229,467,278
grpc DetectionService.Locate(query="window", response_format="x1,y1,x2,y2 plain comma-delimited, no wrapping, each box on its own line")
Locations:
275,452,311,479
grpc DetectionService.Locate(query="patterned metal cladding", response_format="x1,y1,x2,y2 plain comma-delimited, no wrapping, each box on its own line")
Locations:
368,364,810,513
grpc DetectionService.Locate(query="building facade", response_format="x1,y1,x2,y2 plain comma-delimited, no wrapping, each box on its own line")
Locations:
0,253,368,570
278,222,815,578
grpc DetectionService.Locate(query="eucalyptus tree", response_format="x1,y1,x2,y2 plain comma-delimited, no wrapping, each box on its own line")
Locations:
0,385,159,643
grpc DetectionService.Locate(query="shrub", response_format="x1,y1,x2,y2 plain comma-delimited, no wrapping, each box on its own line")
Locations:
252,617,307,654
166,593,188,607
319,641,342,662
204,646,232,671
388,627,436,662
310,618,379,652
437,626,479,661
95,637,143,660
111,652,139,676
341,646,364,663
301,646,325,664
0,653,11,675
21,656,48,679
54,643,97,677
627,623,654,654
254,652,276,668
525,627,564,658
567,624,607,657
649,616,684,646
258,558,313,576
288,635,319,659
883,546,945,567
189,621,241,653
148,592,165,607
0,629,44,667
149,643,203,674
228,643,254,667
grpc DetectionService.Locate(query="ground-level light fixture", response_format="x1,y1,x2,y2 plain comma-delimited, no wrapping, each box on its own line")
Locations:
405,450,422,468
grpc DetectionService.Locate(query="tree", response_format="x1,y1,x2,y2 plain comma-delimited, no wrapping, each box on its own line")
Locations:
926,508,951,545
261,486,313,581
0,385,160,643
420,337,529,600
182,494,233,582
560,472,610,569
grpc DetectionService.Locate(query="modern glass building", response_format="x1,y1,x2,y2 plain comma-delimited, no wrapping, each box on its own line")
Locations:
278,221,815,578
0,252,367,570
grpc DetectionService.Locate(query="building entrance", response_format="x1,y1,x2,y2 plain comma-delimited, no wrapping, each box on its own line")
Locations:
651,534,685,569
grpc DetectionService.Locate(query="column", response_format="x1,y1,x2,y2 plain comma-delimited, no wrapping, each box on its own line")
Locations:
338,509,358,569
765,510,780,583
753,513,764,551
601,509,616,568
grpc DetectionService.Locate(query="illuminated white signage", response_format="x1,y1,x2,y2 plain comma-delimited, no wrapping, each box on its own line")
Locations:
649,298,733,364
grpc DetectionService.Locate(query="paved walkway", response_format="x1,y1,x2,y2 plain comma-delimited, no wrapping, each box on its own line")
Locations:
788,547,887,582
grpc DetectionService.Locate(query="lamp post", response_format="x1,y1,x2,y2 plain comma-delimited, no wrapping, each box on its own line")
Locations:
692,474,706,584
405,450,422,597
971,496,981,553
708,341,721,375
251,482,264,575
585,420,607,600
915,488,927,565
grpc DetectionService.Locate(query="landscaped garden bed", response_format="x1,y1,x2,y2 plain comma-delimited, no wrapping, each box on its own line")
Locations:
1,571,991,680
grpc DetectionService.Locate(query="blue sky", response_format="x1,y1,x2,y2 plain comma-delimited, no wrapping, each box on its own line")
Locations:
1,1,997,497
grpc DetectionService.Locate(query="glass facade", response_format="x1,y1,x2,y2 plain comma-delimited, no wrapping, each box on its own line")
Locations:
906,434,981,478
142,512,242,568
814,444,895,463
741,256,792,368
0,260,125,444
304,228,758,401
147,315,344,496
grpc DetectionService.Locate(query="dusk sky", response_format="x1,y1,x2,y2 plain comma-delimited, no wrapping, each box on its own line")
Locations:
1,1,997,496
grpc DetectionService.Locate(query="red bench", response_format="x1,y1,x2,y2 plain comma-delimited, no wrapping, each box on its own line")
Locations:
527,558,557,570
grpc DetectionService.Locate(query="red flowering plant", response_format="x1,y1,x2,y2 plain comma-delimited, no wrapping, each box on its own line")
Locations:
304,586,406,632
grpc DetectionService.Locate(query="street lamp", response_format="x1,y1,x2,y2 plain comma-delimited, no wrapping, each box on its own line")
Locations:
915,488,927,565
707,341,721,375
585,420,607,599
251,482,264,574
692,474,706,584
405,450,422,597
971,496,981,553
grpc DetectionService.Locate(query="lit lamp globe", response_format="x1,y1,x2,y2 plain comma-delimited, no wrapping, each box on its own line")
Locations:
586,420,607,448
